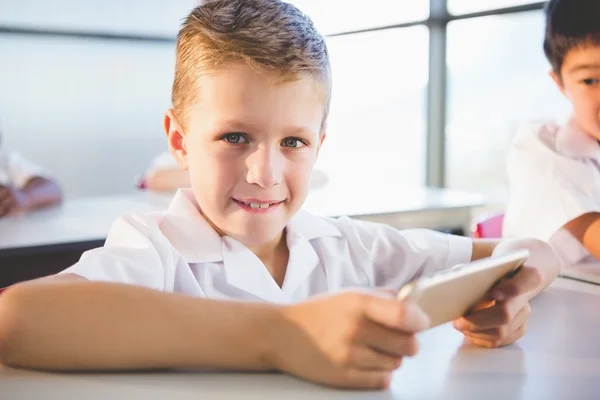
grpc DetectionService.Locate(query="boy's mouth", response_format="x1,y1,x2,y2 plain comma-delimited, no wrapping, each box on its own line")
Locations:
232,198,284,210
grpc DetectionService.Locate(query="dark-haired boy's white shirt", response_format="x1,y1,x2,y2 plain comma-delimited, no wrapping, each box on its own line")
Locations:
61,189,473,303
504,118,600,266
0,149,45,188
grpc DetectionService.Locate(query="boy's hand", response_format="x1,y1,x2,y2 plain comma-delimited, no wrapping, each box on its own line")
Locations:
0,184,27,217
451,268,535,348
270,290,430,390
453,238,558,348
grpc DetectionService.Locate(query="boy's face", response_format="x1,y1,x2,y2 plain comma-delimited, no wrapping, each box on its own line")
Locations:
165,63,326,246
552,44,600,140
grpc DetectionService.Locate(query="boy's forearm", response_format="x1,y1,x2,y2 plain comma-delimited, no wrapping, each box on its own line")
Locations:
472,238,560,300
470,239,500,261
20,177,63,210
0,281,278,371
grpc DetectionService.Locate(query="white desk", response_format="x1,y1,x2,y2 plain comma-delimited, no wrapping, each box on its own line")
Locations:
1,278,598,399
0,193,168,255
0,186,484,254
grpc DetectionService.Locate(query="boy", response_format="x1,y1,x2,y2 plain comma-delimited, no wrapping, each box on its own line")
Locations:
0,0,559,390
504,0,600,267
0,130,63,216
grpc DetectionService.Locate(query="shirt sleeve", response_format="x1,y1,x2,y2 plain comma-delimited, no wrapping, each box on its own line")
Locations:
338,217,473,290
60,213,175,291
6,151,47,189
504,126,600,242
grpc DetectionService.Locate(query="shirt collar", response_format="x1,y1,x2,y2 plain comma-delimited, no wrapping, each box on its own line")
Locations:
555,117,600,159
160,189,342,264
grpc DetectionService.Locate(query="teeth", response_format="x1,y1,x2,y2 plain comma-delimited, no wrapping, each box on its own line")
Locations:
244,202,271,209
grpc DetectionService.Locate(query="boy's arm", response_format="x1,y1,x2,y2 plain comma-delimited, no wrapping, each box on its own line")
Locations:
471,238,559,300
0,276,429,390
563,212,600,260
144,168,191,192
0,278,276,371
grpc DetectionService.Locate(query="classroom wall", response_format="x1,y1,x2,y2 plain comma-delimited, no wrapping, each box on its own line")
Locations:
0,0,197,198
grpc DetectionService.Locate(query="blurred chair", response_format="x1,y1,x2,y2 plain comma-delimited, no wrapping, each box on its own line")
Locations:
472,213,504,239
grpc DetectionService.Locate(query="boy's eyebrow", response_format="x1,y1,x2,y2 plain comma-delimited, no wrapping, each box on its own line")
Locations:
568,63,600,73
217,119,317,136
218,120,257,131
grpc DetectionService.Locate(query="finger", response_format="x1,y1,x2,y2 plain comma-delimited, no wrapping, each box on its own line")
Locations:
467,298,495,314
464,323,527,348
356,319,419,357
347,346,402,371
363,297,430,332
454,297,525,331
456,301,530,335
334,369,393,390
500,322,527,346
490,267,542,301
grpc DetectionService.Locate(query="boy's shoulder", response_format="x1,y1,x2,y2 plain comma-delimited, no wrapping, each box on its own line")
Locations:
511,118,598,162
511,120,561,154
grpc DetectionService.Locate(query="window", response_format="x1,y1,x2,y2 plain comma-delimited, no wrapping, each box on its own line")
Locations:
289,1,428,35
318,26,429,189
0,0,198,37
0,35,175,197
448,0,542,15
445,11,570,201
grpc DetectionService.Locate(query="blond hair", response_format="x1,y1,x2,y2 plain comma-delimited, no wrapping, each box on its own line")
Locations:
172,0,331,129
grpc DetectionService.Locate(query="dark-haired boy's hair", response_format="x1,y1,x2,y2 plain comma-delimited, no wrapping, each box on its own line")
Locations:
543,0,600,74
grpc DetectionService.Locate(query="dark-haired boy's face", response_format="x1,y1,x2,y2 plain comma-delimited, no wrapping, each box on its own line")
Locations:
552,45,600,140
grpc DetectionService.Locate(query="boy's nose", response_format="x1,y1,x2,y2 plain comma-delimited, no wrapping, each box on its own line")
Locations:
245,147,283,188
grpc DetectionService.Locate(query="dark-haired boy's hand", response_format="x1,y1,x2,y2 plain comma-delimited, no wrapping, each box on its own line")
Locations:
270,290,430,390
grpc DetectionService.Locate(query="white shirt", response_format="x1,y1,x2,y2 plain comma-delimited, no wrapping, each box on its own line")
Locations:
62,189,473,303
0,149,45,189
504,119,600,266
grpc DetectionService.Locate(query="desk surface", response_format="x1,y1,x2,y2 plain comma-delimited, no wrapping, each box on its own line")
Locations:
0,187,485,252
1,278,599,400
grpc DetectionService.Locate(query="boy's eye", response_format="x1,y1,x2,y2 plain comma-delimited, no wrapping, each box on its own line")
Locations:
222,133,248,144
582,78,600,86
281,138,307,148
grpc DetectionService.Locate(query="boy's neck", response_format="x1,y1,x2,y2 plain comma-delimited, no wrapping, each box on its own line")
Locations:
247,231,290,288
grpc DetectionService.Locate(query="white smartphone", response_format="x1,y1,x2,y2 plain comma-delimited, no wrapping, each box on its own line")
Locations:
397,249,529,328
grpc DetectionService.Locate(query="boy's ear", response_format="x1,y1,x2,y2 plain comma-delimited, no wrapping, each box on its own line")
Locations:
316,131,327,157
163,109,189,170
550,70,568,97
